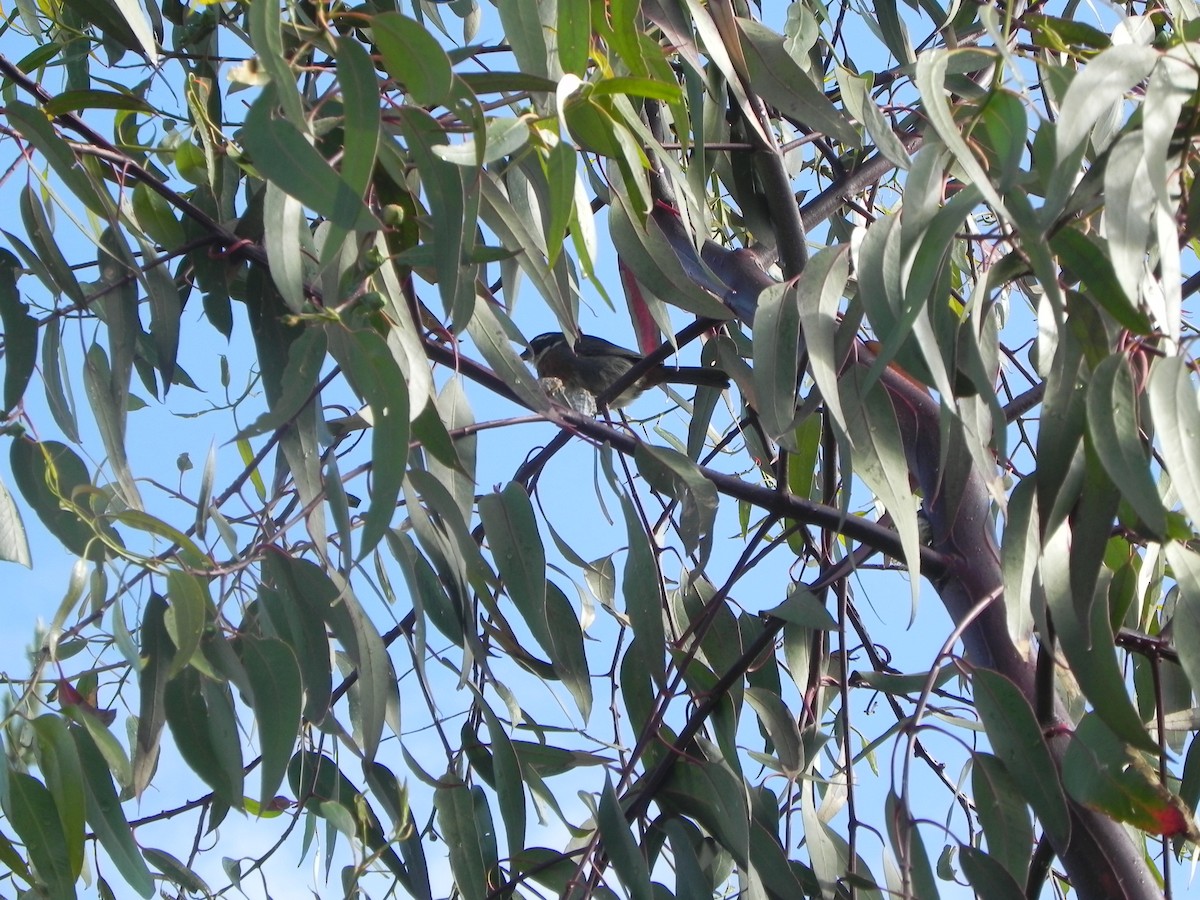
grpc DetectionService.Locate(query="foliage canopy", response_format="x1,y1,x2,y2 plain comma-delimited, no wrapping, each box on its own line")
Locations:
0,1,1198,898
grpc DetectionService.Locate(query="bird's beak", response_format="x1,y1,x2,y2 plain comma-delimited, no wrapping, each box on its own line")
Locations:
519,346,533,361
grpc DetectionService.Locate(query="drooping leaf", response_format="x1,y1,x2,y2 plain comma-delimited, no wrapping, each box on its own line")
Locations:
326,324,410,559
635,443,719,567
237,636,302,810
240,90,379,232
971,669,1070,845
31,715,86,879
971,753,1032,885
435,777,495,900
0,474,30,567
3,773,77,898
1063,713,1197,838
164,668,244,809
598,776,653,900
0,251,37,417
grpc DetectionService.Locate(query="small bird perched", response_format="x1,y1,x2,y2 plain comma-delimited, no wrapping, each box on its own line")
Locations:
521,332,729,410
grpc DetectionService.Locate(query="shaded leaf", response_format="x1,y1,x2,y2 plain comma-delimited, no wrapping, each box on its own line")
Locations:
164,668,244,809
972,669,1070,845
435,778,495,900
3,773,76,898
237,636,302,809
326,324,410,559
71,725,155,897
635,443,719,567
240,90,379,231
598,776,653,900
372,12,453,107
0,250,38,415
165,569,209,677
971,753,1031,885
143,849,211,894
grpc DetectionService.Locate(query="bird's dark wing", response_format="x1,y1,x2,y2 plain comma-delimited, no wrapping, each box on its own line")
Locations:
573,334,643,362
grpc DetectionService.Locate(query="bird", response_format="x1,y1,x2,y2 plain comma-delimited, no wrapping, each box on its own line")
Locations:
521,332,729,410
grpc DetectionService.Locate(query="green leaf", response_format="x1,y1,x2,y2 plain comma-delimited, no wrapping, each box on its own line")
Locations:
19,186,84,304
9,438,106,561
496,0,548,80
326,325,409,559
971,753,1031,885
256,583,333,725
800,778,848,896
1086,354,1165,536
744,688,803,776
752,280,802,441
72,725,154,897
289,751,411,886
435,778,494,900
432,117,531,166
0,252,37,417
240,91,380,232
971,669,1070,845
958,844,1025,900
1054,44,1159,165
131,231,181,390
246,0,305,127
0,474,30,567
83,342,143,511
838,368,923,611
635,443,719,567
109,0,158,62
143,848,211,894
335,36,381,197
41,318,81,444
479,483,546,634
884,790,936,900
165,569,209,677
1062,713,1195,837
1051,229,1150,333
264,553,392,763
31,716,86,878
237,636,302,809
475,698,526,858
164,668,244,809
372,12,453,107
1164,543,1200,714
41,89,154,116
557,0,591,75
761,585,837,629
739,20,859,147
133,593,169,798
3,773,76,898
608,455,665,679
131,183,185,251
234,326,326,440
598,776,653,900
1149,357,1200,533
394,106,479,330
542,583,592,722
4,102,109,215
